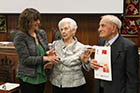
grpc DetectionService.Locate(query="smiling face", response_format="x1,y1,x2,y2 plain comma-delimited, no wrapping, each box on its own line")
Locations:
59,22,76,41
98,18,117,41
30,19,40,31
18,8,41,33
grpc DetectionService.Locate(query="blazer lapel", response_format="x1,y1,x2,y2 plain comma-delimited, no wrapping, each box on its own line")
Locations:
111,36,123,64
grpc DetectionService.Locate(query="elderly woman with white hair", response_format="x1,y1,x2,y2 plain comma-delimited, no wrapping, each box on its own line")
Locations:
47,18,91,93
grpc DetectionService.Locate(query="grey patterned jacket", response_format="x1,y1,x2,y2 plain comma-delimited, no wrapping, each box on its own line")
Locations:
14,29,49,77
50,38,90,88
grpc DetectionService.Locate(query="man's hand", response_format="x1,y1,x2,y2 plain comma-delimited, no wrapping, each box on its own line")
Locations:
90,59,101,70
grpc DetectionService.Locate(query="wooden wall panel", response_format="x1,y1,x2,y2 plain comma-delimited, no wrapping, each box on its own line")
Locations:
0,33,8,41
0,14,139,93
40,14,100,45
0,14,139,46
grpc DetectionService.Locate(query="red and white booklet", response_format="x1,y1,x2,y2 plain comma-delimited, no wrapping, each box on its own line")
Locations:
94,46,112,81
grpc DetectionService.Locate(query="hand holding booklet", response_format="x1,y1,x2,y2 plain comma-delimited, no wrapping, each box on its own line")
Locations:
94,46,112,81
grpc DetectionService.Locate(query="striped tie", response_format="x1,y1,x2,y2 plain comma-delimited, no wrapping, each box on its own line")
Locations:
104,41,110,46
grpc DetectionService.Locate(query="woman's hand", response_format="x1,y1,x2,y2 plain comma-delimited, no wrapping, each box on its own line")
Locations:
44,56,59,63
46,48,56,56
43,62,53,69
80,49,93,64
44,48,60,64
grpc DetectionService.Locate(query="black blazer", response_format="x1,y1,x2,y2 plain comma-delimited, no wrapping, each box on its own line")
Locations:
95,35,139,93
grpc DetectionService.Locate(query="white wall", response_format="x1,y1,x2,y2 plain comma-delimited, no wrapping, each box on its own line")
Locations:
0,0,124,13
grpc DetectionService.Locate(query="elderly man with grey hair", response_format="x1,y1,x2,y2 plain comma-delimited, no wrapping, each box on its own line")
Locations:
89,15,139,93
48,17,90,93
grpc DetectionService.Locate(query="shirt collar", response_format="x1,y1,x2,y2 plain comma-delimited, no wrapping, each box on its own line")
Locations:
108,33,119,46
60,37,77,49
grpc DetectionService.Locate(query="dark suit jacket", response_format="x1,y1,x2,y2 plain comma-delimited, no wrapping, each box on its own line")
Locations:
95,35,139,93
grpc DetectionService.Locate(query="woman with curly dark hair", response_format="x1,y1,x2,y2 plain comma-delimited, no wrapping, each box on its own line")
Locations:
14,8,59,93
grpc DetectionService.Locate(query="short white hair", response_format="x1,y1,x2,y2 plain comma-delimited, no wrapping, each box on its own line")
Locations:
58,18,78,31
101,15,122,31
